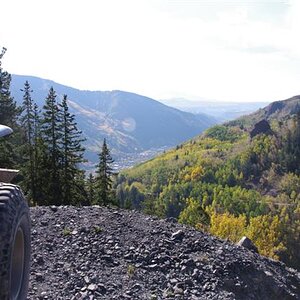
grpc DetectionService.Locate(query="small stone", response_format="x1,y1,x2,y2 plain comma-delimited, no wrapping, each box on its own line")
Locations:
102,255,114,263
35,256,44,265
80,291,88,297
71,293,82,300
264,271,272,276
203,282,211,291
35,273,44,282
192,269,199,279
98,284,107,294
132,283,142,291
174,287,184,295
50,205,58,212
237,236,259,253
88,284,98,291
171,230,185,241
148,264,159,270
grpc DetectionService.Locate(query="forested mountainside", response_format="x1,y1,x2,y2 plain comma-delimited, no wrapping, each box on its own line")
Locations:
11,75,217,168
116,96,300,270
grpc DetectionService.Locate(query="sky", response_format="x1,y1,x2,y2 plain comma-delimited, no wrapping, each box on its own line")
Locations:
1,0,300,102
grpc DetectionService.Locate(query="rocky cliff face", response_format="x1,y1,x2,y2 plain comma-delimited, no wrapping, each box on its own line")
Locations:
28,206,300,299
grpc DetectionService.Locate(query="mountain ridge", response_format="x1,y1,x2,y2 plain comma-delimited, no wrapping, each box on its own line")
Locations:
229,95,300,128
10,74,217,169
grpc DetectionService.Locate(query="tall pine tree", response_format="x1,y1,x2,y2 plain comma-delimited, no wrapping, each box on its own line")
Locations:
59,95,86,205
20,81,37,200
40,87,62,205
33,103,50,205
95,139,115,206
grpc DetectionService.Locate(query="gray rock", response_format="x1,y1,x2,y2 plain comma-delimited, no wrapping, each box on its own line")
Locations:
171,230,185,241
237,236,259,253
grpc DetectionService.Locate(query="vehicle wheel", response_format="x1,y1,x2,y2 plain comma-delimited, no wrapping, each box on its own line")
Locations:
0,183,31,300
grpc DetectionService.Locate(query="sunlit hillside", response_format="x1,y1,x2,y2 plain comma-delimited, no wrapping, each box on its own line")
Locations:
116,96,300,270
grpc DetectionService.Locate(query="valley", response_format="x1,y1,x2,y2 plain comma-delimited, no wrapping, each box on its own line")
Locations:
10,75,217,170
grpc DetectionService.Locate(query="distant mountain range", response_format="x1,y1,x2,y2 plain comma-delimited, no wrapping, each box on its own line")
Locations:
160,98,269,122
228,95,300,127
10,75,217,169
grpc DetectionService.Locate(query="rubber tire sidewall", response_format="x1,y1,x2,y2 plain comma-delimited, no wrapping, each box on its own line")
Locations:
0,184,31,300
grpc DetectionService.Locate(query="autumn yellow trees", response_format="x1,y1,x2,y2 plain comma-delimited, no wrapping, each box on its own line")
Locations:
117,121,300,269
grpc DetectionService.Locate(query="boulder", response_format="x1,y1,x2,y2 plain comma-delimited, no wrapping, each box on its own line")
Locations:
237,236,259,253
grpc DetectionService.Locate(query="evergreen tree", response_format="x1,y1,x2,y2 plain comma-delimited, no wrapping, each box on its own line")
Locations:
40,87,62,205
0,47,18,127
95,139,115,206
59,95,86,205
20,81,36,200
32,104,49,205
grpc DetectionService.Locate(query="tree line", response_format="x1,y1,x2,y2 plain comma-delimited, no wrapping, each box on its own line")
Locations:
0,48,115,206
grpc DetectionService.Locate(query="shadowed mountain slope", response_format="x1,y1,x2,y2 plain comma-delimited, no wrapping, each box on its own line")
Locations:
11,75,217,168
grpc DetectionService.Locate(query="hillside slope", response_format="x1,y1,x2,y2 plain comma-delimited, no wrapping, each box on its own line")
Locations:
116,96,300,269
228,95,300,127
29,206,300,299
10,75,217,168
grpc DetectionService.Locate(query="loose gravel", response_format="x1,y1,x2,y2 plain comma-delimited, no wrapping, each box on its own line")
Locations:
28,206,300,299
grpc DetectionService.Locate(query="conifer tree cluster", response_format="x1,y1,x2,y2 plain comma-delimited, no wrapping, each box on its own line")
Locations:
19,84,86,205
0,47,116,206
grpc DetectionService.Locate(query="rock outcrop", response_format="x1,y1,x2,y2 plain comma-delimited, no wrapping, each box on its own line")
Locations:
28,206,300,299
250,119,273,139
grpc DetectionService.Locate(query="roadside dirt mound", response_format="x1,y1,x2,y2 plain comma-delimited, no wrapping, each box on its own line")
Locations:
28,206,300,299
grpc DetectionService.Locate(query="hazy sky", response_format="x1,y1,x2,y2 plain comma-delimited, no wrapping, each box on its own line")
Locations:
1,0,300,102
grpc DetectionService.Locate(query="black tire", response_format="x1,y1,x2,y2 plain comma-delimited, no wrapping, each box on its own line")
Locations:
0,183,31,300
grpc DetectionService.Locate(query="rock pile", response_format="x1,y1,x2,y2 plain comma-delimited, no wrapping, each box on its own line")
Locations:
28,206,300,299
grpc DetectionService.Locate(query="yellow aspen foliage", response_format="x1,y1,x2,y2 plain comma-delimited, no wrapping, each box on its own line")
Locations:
246,215,285,260
209,212,246,242
191,166,204,181
178,198,209,229
184,174,191,182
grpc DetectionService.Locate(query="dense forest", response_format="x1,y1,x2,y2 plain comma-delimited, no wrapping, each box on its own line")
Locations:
116,104,300,270
0,48,115,207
